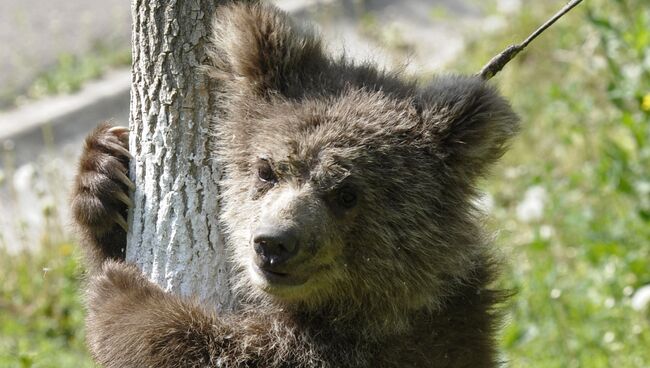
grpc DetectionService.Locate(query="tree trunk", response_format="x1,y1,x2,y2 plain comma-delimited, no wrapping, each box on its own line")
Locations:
126,0,236,312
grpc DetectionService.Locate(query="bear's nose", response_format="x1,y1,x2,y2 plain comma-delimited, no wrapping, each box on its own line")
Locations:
252,227,299,268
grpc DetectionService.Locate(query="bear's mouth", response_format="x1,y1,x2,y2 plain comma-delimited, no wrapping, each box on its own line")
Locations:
252,264,308,287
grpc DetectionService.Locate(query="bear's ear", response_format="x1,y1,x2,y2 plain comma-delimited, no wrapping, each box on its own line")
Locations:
206,2,326,98
420,76,519,179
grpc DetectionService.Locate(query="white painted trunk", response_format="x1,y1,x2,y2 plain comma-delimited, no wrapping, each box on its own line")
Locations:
126,0,235,312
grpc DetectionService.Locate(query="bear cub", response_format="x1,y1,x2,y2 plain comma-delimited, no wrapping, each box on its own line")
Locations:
72,2,519,367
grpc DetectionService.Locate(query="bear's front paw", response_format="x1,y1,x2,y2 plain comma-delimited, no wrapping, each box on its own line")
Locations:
72,123,133,260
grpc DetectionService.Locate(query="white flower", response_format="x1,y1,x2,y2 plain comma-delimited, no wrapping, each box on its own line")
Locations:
516,186,547,223
539,224,554,239
12,163,37,193
631,285,650,311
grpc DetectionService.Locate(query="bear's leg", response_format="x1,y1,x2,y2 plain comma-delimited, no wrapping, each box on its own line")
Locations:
71,123,133,271
70,127,221,366
86,260,304,368
85,260,222,368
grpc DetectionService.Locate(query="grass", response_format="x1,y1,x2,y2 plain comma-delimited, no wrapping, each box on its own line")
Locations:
0,0,648,366
9,41,131,109
0,245,94,367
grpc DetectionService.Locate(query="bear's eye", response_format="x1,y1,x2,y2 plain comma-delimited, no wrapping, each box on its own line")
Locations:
336,186,357,209
257,162,277,183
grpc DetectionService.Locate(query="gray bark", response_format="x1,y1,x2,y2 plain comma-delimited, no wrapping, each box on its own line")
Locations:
126,0,235,312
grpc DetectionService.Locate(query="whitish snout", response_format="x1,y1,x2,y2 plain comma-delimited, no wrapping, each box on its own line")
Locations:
250,186,329,286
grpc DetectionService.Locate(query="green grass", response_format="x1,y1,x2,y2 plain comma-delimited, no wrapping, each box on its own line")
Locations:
1,0,649,367
451,0,650,366
0,244,94,367
12,41,131,108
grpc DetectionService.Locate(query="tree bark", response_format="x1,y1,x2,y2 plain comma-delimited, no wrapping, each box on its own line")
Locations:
126,0,235,312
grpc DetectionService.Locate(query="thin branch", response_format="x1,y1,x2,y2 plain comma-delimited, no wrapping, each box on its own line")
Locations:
478,0,583,80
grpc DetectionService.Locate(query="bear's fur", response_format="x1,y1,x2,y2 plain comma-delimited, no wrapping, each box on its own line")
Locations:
71,2,519,367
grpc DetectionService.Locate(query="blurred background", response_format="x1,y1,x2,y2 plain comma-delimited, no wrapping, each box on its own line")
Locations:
0,0,648,367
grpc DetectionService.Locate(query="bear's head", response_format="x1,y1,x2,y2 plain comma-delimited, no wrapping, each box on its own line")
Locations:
208,3,518,324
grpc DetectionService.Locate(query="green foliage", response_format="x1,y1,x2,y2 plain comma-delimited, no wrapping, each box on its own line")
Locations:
456,0,650,366
0,244,94,368
21,41,131,104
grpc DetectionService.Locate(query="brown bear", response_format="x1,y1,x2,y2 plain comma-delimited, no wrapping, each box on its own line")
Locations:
71,2,519,367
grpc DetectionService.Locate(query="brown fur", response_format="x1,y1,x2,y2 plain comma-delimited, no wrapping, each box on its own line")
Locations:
71,2,519,367
71,123,131,271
